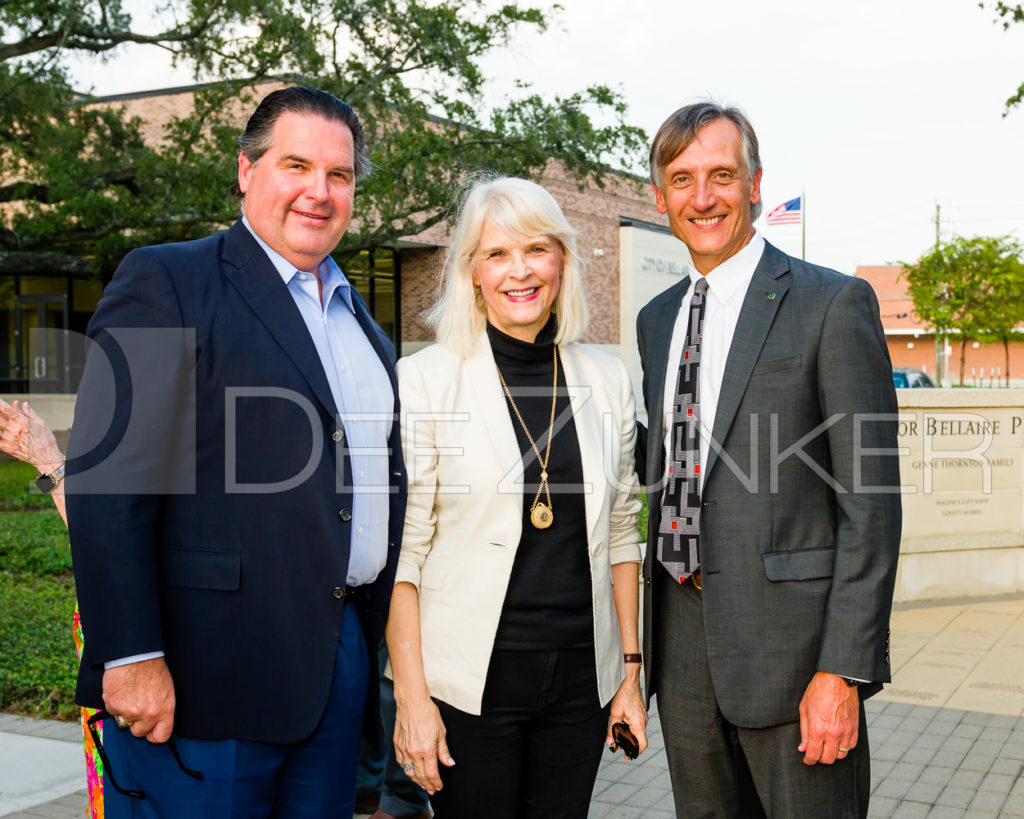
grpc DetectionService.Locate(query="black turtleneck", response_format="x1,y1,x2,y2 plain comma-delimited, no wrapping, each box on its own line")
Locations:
487,316,593,651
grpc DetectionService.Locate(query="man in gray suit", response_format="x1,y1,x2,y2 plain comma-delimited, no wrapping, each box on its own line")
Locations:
636,101,901,817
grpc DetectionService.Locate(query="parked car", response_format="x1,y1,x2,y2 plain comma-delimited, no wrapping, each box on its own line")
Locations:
892,366,936,388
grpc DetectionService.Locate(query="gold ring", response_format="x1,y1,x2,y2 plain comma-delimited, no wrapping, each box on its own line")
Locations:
838,746,850,752
114,714,133,729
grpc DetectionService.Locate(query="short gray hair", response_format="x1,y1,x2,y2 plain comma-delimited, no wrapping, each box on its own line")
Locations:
426,176,589,357
649,100,762,222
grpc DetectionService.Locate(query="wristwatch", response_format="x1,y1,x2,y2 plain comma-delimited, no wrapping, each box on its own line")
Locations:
841,677,861,687
35,462,66,494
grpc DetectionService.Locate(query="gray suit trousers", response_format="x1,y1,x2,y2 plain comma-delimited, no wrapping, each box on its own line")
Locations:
655,569,871,818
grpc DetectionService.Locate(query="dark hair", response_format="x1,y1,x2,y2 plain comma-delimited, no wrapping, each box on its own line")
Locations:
649,100,762,222
231,86,370,198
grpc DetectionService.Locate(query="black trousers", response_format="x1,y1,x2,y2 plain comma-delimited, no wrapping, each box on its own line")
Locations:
655,571,871,819
430,646,610,819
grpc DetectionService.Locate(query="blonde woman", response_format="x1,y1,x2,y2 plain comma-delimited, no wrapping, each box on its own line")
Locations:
385,177,647,818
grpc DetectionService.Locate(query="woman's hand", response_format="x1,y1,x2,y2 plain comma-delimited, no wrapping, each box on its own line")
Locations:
606,676,649,759
0,399,63,471
393,695,455,795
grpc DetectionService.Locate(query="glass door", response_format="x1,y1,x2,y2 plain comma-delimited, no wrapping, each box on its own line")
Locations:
13,294,70,393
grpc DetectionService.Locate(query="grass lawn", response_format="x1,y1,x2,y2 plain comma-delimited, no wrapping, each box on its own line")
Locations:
0,460,79,719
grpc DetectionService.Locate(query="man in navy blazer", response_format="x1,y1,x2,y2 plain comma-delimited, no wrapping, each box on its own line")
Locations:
66,87,407,817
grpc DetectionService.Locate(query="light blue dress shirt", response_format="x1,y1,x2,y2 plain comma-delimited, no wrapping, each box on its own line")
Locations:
243,218,394,587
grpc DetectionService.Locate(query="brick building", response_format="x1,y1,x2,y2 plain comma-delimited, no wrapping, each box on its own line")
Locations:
856,265,1024,387
1,82,690,397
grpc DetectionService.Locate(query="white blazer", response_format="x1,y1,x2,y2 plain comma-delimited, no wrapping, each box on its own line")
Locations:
392,331,642,715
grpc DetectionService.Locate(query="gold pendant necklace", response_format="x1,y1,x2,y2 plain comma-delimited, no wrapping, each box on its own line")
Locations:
496,348,558,530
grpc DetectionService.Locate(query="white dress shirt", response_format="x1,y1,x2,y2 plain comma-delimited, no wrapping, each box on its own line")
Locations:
661,231,766,490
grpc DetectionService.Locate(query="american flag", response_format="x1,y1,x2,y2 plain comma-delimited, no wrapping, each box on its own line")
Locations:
765,196,802,226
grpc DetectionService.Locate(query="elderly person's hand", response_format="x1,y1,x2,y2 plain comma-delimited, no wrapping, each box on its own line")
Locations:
606,675,649,759
0,399,63,472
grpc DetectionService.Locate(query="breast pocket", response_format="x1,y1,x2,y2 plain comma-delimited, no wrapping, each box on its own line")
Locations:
752,354,802,376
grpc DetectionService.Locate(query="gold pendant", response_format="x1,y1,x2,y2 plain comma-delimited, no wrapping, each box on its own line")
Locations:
531,503,553,529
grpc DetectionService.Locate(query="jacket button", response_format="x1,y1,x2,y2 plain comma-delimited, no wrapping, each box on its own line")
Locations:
332,586,345,599
590,541,603,556
332,429,344,443
339,508,352,522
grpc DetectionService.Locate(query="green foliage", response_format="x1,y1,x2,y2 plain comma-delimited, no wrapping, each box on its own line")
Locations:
900,235,1024,385
0,461,77,718
0,572,79,719
982,2,1024,113
0,460,52,510
1,0,647,276
0,509,72,574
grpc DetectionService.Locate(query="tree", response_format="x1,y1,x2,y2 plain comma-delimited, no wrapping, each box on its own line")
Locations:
900,236,1024,386
982,2,1024,113
973,239,1024,386
1,0,647,278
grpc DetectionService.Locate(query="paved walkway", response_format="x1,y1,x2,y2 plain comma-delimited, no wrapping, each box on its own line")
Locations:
4,595,1024,818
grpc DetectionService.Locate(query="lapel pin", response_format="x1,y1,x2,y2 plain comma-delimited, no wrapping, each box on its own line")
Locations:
767,292,776,300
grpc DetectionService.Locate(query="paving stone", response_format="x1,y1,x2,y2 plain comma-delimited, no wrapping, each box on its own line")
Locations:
979,770,1016,794
902,745,938,765
930,749,968,768
951,723,983,740
622,784,671,809
967,788,1009,813
592,782,640,805
18,804,78,818
960,711,994,726
902,717,933,734
904,780,944,803
990,756,1023,776
947,768,983,789
874,776,914,800
867,795,899,818
936,785,974,809
889,761,926,782
914,733,944,749
918,765,956,786
924,805,965,818
884,702,915,717
1003,791,1024,815
892,802,931,819
874,714,905,731
939,736,973,753
978,726,1012,743
957,752,998,772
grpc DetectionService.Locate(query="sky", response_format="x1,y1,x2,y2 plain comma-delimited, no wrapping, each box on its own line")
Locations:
66,0,1024,274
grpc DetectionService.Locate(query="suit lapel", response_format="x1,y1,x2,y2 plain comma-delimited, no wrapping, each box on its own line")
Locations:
465,332,525,495
221,221,339,419
704,243,791,482
646,277,690,482
559,343,603,539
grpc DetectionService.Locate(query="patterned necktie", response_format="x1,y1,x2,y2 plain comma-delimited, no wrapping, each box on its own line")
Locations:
657,277,709,583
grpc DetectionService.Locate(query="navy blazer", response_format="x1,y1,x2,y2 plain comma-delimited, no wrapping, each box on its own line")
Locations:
67,221,407,743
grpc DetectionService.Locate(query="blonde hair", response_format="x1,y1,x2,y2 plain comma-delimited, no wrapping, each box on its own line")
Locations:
426,176,589,357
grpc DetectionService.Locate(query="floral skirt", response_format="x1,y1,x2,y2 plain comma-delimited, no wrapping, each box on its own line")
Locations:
73,606,103,819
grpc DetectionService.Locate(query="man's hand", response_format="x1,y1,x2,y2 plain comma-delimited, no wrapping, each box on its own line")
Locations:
797,671,859,765
102,657,176,743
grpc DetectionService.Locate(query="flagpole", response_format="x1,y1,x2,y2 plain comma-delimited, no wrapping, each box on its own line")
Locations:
801,188,806,260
